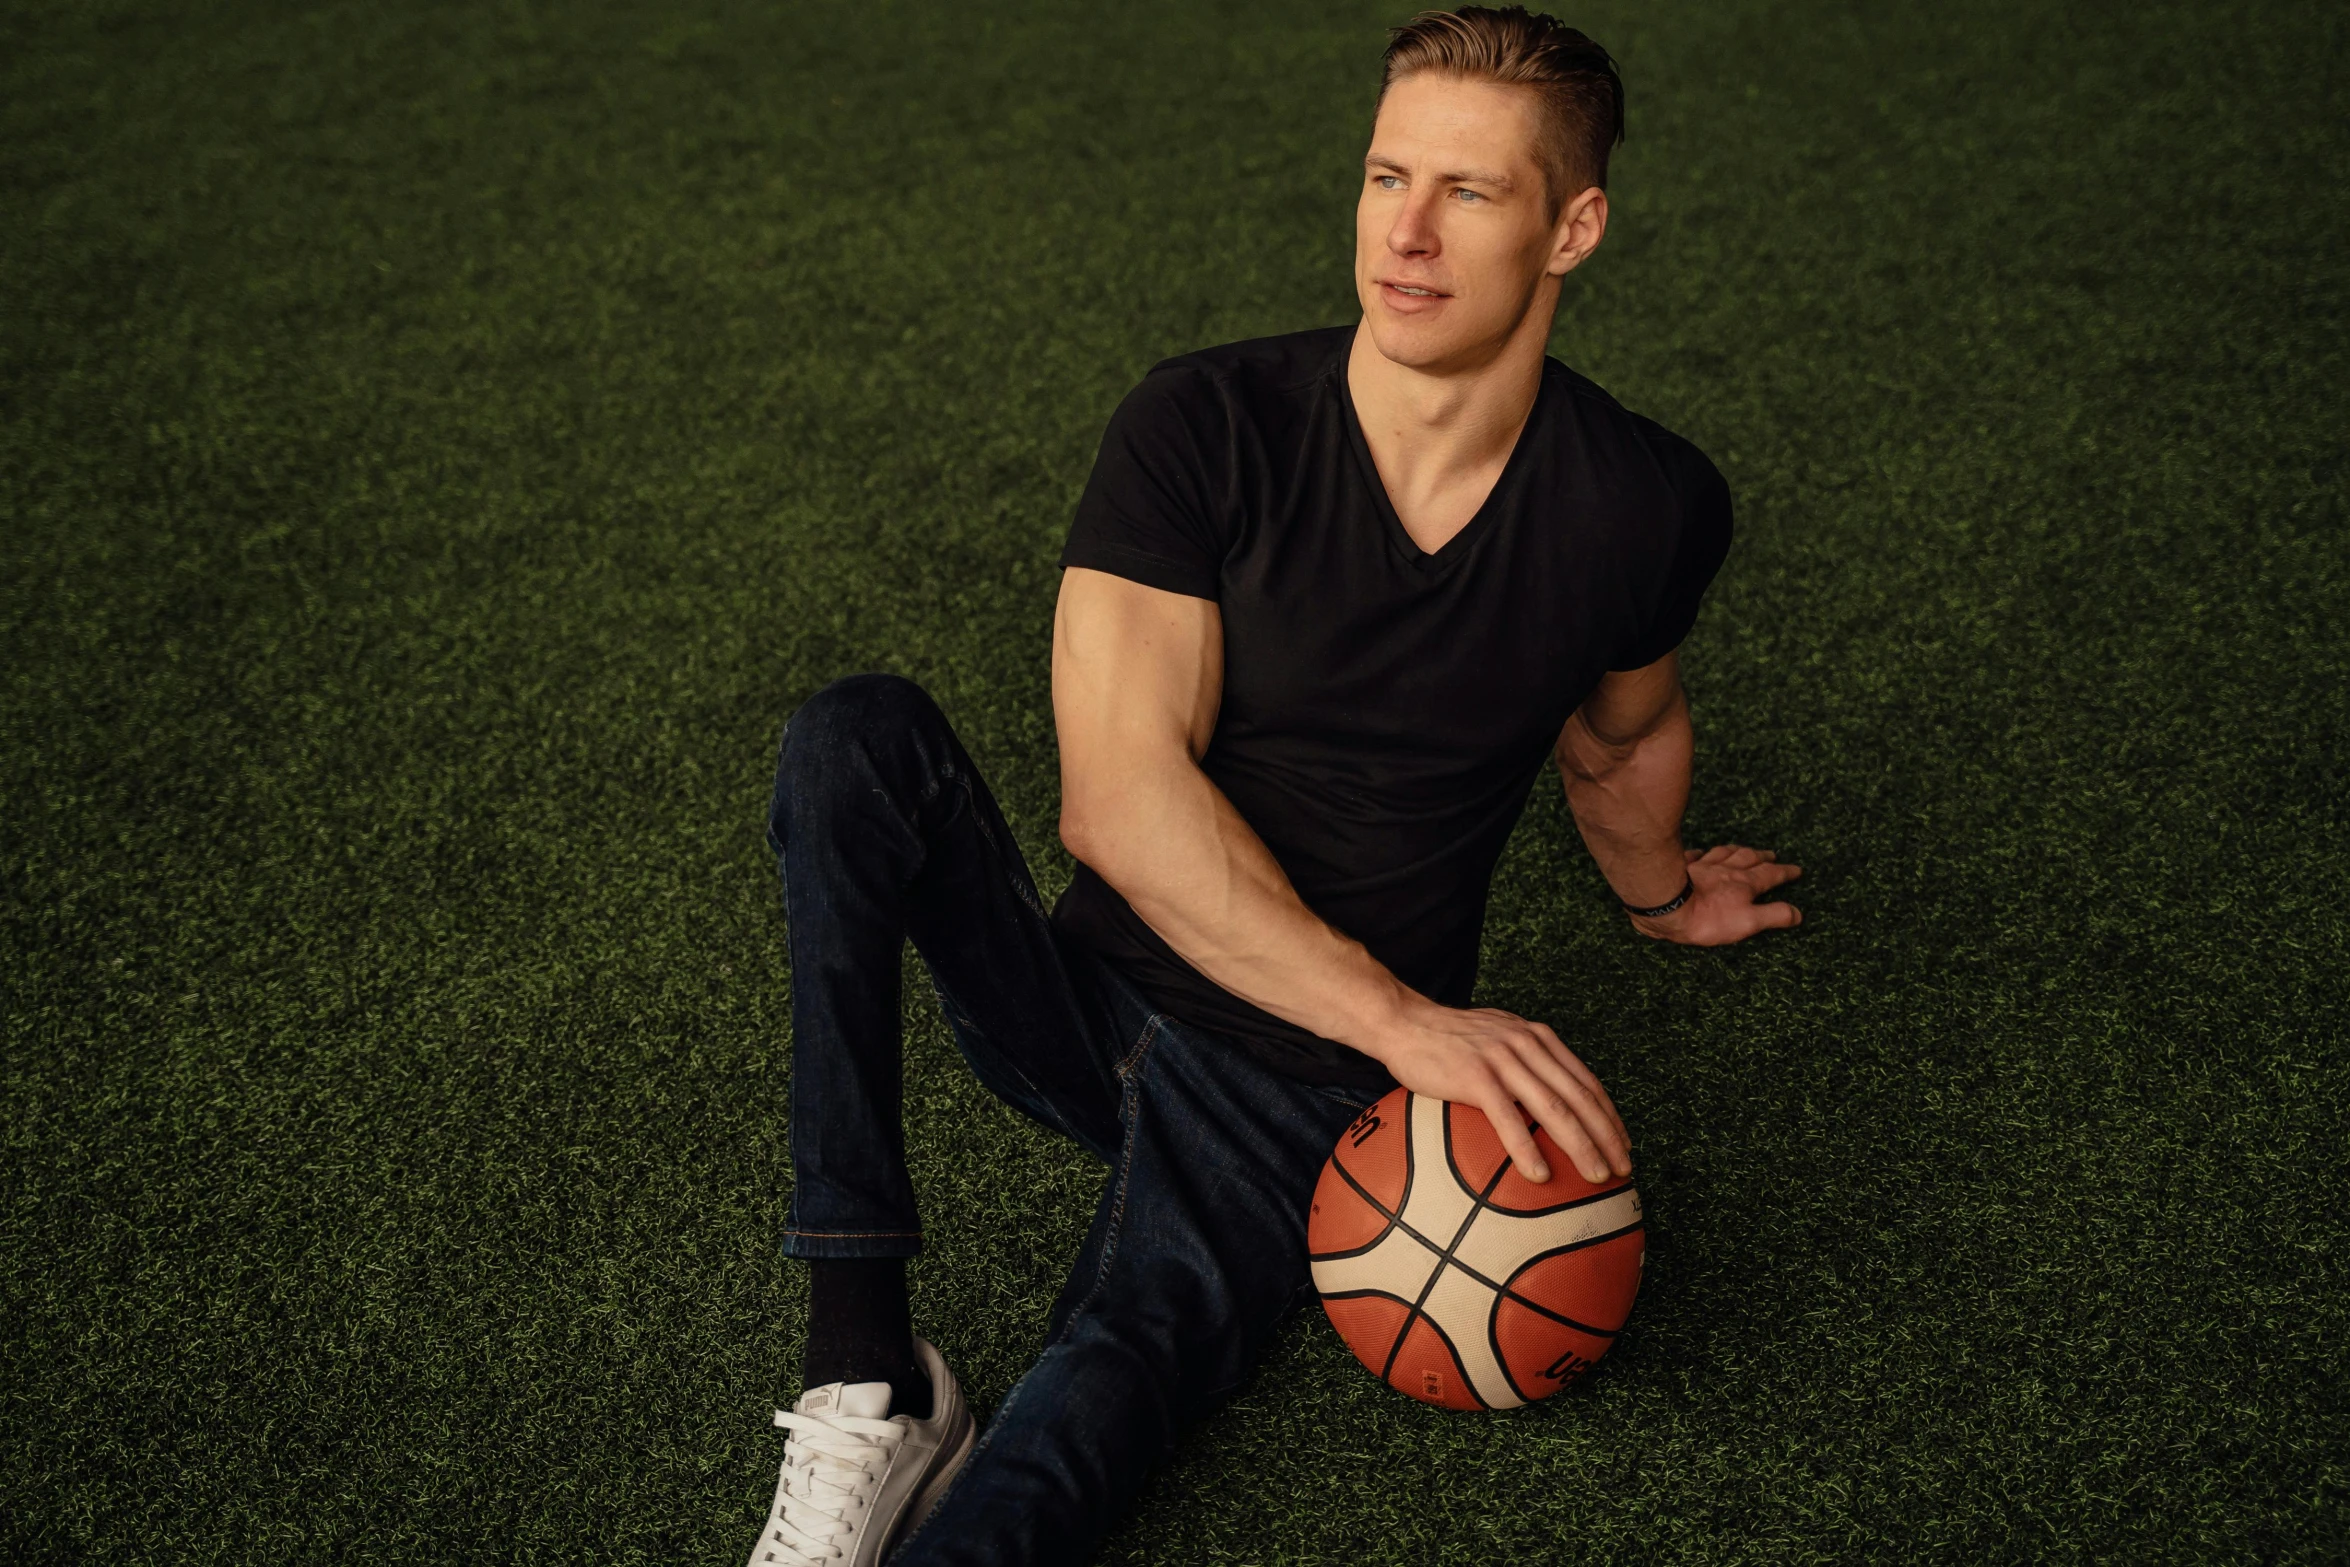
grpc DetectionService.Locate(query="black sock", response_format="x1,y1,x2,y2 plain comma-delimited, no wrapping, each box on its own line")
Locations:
802,1257,931,1420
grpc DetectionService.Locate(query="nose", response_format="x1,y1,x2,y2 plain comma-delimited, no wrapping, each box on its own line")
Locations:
1386,190,1441,260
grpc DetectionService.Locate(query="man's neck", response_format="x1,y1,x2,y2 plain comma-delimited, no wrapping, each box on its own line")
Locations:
1345,304,1556,556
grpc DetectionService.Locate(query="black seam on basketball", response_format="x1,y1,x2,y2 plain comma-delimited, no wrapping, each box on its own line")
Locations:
1442,1097,1474,1193
1442,1097,1639,1222
1422,1112,1511,1312
1496,1291,1624,1339
1388,1135,1517,1396
1400,1091,1415,1220
1316,1159,1450,1262
1377,1311,1412,1386
1501,1219,1646,1274
1490,1220,1646,1353
1493,1226,1650,1333
1311,1162,1395,1260
1447,1151,1515,1259
1485,1297,1607,1406
1485,1222,1644,1403
1491,1306,1536,1406
1409,1308,1491,1410
1318,1283,1420,1351
1438,1213,1647,1297
1330,1155,1399,1222
1478,1180,1642,1220
1383,1095,1484,1388
1316,1091,1417,1261
1426,1142,1514,1297
1369,1094,1424,1386
1332,1089,1412,1208
1325,1286,1420,1390
1439,1100,1524,1209
1459,1131,1514,1233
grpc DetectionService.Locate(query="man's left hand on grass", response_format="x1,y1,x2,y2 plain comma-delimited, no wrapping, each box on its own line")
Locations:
1632,843,1804,945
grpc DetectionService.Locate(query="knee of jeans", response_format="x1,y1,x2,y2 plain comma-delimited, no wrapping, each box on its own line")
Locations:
772,673,945,816
1055,1289,1252,1415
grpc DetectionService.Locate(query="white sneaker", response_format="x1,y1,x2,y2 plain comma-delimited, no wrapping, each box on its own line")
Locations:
745,1337,976,1567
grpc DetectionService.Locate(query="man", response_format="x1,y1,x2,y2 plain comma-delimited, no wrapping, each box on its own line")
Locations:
744,9,1802,1565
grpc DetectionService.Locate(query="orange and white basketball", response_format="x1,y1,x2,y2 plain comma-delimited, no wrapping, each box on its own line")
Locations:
1308,1087,1645,1410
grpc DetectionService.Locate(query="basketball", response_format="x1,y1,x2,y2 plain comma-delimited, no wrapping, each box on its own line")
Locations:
1308,1087,1645,1410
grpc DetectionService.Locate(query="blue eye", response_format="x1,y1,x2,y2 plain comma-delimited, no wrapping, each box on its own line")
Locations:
1455,188,1482,203
1377,175,1403,190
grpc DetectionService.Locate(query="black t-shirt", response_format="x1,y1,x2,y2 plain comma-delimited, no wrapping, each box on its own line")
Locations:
1053,325,1732,1087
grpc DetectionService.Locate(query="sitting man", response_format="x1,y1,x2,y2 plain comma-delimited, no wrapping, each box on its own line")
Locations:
743,8,1802,1564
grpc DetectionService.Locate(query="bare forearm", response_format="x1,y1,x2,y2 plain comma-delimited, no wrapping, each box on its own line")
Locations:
1559,674,1805,948
1064,763,1411,1051
1558,692,1693,909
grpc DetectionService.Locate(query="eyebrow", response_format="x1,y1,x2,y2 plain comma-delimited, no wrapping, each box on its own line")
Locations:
1364,153,1518,189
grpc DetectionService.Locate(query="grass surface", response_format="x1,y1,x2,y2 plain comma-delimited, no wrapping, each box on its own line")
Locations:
4,0,2346,1561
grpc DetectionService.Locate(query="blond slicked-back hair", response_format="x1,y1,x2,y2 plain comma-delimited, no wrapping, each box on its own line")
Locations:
1378,7,1625,218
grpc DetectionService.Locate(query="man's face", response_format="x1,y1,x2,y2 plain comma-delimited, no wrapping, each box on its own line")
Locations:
1354,73,1576,373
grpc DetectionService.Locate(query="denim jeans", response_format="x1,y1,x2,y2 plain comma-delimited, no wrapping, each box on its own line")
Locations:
767,674,1388,1567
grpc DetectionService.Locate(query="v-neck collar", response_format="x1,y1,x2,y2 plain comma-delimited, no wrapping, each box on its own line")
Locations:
1334,333,1554,575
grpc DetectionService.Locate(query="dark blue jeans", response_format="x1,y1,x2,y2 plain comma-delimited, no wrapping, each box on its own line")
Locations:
768,674,1386,1567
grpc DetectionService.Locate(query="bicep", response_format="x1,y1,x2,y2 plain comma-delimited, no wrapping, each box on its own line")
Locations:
1053,567,1222,798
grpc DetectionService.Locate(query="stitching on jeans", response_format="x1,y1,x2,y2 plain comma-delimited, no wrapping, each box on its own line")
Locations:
1113,1014,1161,1081
925,775,1070,1130
921,772,1067,1141
932,1060,1149,1509
913,749,962,812
960,773,1048,922
780,1228,923,1239
1050,1070,1146,1344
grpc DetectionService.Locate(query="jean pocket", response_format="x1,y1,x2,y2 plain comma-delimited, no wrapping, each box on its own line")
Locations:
1112,1014,1163,1082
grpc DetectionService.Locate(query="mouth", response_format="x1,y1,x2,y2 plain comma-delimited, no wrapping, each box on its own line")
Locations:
1376,278,1452,311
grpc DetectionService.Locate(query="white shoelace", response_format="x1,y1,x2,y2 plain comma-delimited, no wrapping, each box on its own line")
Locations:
753,1406,908,1565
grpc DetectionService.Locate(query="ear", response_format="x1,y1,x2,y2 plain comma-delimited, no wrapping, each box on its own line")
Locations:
1545,186,1609,277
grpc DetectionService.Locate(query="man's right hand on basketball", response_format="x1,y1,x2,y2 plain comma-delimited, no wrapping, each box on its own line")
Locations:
1360,996,1631,1188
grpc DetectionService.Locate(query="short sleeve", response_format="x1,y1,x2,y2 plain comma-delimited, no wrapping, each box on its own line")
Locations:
1058,364,1233,602
1611,436,1734,670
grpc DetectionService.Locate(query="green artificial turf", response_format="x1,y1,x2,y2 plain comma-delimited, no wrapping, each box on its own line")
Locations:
4,0,2346,1560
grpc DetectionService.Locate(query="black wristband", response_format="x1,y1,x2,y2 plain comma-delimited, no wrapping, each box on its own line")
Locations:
1621,874,1695,919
